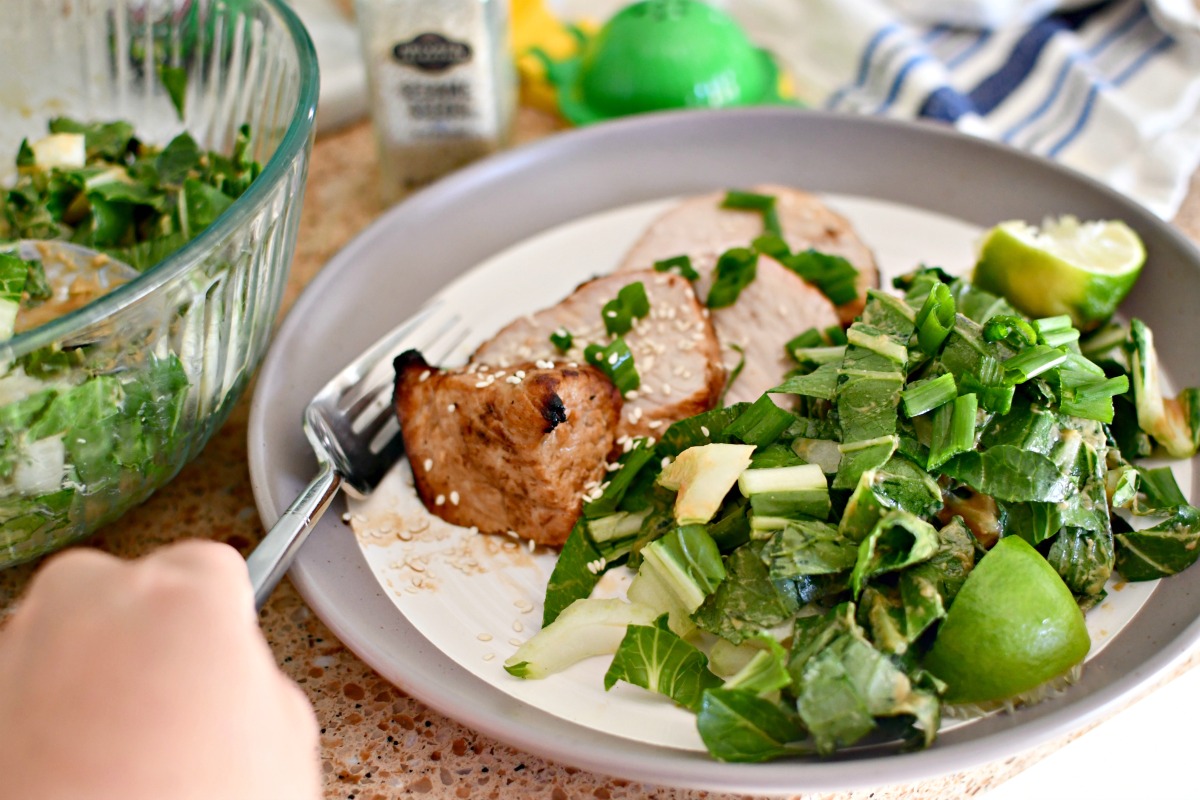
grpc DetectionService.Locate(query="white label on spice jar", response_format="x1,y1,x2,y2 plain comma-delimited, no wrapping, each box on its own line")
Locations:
360,3,505,144
357,0,514,196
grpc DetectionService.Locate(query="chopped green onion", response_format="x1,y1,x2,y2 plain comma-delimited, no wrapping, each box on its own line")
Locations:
722,190,781,236
549,327,573,353
584,337,639,393
780,249,860,306
705,247,758,309
983,314,1039,349
724,394,796,446
1059,351,1107,378
913,282,955,354
1060,374,1129,423
602,281,651,336
1039,329,1081,349
1034,315,1074,335
655,404,745,457
901,373,957,417
653,254,699,281
751,233,789,260
928,393,977,470
583,440,657,518
1003,345,1069,384
959,355,1014,415
825,325,848,346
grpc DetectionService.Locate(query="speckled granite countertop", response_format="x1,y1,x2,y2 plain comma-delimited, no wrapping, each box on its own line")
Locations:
2,111,1199,800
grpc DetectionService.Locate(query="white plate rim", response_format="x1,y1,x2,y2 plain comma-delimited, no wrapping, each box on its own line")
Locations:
248,107,1200,795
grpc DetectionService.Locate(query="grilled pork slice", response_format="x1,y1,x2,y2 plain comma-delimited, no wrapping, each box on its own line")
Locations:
619,184,879,325
394,351,621,547
470,270,725,440
708,254,841,405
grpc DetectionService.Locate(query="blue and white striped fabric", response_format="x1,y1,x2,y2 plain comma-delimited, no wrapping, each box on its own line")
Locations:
779,0,1200,218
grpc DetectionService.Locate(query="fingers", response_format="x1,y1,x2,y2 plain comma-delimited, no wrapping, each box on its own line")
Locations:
145,539,256,618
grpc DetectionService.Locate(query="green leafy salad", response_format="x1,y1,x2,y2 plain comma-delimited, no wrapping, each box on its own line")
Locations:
0,118,260,557
502,228,1200,762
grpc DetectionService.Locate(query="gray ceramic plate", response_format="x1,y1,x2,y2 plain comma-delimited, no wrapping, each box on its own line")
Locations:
248,108,1200,794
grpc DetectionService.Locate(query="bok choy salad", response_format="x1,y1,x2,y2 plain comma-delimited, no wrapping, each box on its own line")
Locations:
502,249,1200,762
0,117,260,555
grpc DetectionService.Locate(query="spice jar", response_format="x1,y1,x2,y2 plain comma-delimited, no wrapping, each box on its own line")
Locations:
355,0,516,203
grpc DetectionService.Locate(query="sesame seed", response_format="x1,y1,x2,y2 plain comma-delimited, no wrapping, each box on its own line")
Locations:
506,375,522,384
648,420,663,429
536,359,555,369
608,352,619,365
605,461,623,472
513,621,525,633
435,494,446,506
419,370,431,382
661,383,673,396
477,633,493,642
450,491,460,506
475,380,491,389
482,653,496,662
605,310,617,318
448,403,456,412
422,458,433,472
661,456,672,469
701,425,710,437
509,638,523,647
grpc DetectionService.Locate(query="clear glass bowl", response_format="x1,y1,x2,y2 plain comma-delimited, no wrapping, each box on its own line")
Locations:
0,0,319,567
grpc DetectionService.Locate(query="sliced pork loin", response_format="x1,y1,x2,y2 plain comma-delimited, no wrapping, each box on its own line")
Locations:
618,184,879,325
393,351,622,546
706,254,841,405
470,270,726,440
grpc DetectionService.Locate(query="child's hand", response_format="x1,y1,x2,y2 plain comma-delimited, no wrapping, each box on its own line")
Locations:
0,540,320,799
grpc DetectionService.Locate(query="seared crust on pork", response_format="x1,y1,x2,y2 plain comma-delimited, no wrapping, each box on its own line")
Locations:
618,184,879,325
394,351,621,546
470,270,725,440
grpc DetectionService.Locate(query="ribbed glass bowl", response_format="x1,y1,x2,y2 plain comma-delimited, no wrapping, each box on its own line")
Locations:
0,0,318,567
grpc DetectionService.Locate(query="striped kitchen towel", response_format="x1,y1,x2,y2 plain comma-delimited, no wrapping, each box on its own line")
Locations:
767,0,1200,218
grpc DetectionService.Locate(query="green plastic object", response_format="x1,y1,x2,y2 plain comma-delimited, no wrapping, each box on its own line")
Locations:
543,0,794,125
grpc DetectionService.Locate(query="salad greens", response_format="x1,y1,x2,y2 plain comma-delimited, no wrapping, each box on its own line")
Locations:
0,118,262,561
2,118,259,271
506,262,1200,762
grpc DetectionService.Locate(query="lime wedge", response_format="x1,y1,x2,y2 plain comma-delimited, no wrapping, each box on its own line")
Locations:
923,536,1090,705
972,216,1145,330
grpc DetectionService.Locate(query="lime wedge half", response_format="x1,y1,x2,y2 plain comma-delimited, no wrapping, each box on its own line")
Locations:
973,216,1145,330
923,536,1090,705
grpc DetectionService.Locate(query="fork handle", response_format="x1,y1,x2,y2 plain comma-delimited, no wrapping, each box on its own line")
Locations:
247,461,343,610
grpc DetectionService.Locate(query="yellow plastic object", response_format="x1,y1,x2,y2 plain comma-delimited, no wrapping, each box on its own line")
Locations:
511,0,595,115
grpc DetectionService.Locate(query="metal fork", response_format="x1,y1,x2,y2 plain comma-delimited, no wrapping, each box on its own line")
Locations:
246,301,470,609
